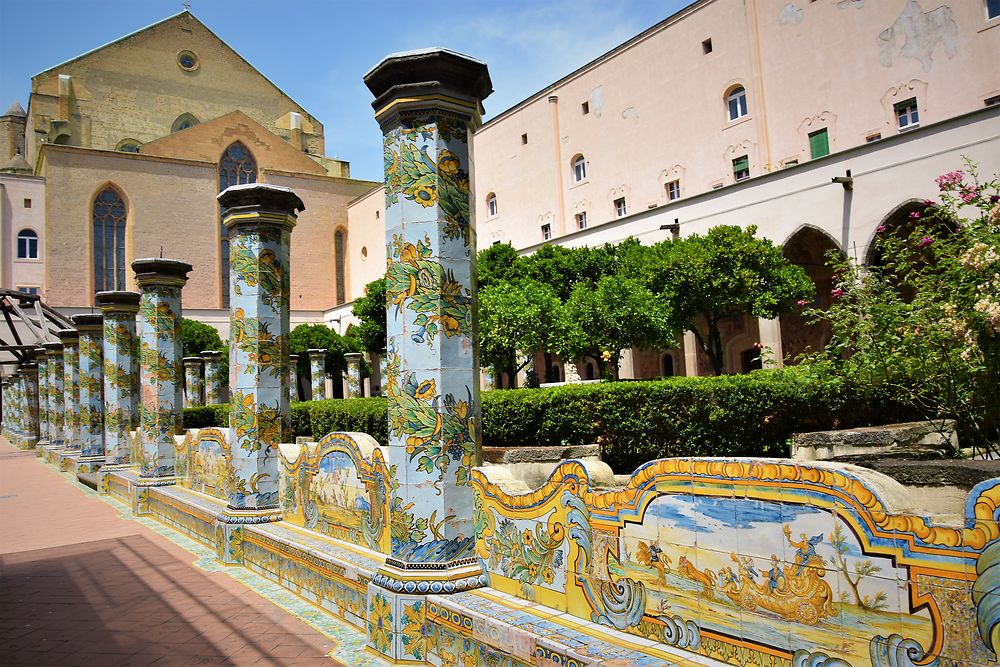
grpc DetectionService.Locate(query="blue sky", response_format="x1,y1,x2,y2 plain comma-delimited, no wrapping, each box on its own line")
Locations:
0,0,688,182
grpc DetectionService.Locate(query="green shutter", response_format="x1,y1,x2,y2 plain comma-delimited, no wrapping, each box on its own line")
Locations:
733,156,749,179
809,129,829,159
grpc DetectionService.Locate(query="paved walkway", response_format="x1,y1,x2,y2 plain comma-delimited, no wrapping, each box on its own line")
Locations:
0,439,349,666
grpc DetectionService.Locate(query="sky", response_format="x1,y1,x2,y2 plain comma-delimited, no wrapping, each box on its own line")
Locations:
0,0,689,182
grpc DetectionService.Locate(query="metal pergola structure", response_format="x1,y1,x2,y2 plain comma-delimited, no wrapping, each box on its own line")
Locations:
0,289,74,376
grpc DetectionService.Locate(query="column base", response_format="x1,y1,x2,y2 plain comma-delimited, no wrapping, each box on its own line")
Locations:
371,556,487,595
216,507,283,525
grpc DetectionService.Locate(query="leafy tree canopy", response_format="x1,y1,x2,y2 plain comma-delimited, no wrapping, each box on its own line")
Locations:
351,278,387,355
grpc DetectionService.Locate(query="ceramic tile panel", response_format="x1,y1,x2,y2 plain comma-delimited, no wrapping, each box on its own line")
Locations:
98,293,140,465
183,357,203,407
73,316,104,458
308,349,326,400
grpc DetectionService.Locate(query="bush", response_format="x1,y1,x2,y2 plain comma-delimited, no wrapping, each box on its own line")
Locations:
182,403,231,429
180,369,915,475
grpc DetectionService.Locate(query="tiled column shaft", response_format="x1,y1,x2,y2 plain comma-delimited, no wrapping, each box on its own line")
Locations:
34,348,49,445
344,352,362,398
134,258,191,484
44,344,64,448
218,183,302,523
97,291,140,466
288,354,299,403
201,351,222,405
21,364,40,448
363,51,492,645
72,314,105,459
307,349,326,400
58,329,81,450
183,357,204,407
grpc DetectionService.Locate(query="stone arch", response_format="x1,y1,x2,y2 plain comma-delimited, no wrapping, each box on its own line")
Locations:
780,224,843,362
864,198,926,266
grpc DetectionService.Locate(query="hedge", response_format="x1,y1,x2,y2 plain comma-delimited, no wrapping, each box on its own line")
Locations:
181,369,915,474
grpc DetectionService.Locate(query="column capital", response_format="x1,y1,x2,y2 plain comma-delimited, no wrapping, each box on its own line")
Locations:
344,352,363,363
364,48,493,130
182,356,203,366
131,258,192,289
70,313,103,332
306,348,326,359
56,328,79,344
200,350,222,360
218,183,303,231
95,290,141,313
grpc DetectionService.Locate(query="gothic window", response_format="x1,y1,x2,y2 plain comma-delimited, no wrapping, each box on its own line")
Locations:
93,187,127,292
335,229,347,305
218,141,257,308
171,113,199,133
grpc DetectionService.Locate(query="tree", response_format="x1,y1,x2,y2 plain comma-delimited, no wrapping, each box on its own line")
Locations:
352,278,387,355
561,275,676,379
808,162,1000,456
829,524,887,610
289,323,358,396
645,225,813,375
180,318,225,358
479,279,568,387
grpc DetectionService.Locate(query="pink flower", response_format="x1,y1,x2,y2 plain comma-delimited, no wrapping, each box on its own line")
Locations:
753,342,763,350
831,288,846,298
935,170,964,190
918,236,933,248
876,225,887,233
960,186,978,204
922,199,935,207
908,211,921,220
796,299,809,306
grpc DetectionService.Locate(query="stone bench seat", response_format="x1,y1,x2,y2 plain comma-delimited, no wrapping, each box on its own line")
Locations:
430,588,725,667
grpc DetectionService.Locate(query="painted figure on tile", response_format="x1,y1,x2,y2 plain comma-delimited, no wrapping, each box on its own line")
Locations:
636,541,670,586
786,525,825,575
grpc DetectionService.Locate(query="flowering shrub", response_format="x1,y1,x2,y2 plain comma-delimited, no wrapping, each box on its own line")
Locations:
806,160,1000,455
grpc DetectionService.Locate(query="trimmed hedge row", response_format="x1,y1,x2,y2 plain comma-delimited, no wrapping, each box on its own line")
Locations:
182,369,914,474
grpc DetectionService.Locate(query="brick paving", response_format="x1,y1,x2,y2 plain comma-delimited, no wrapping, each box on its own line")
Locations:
0,440,344,666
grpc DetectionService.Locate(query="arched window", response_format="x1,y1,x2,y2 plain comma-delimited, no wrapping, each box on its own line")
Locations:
572,155,587,182
171,113,199,133
335,228,347,305
115,138,141,153
93,187,127,292
727,86,748,121
486,193,498,217
16,229,38,259
218,141,257,308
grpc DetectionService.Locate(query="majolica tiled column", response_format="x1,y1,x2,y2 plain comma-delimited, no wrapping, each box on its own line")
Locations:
217,183,302,526
7,373,21,446
34,348,50,450
344,352,362,398
183,357,204,407
134,258,191,486
201,351,222,405
96,291,140,467
21,363,40,449
288,354,299,403
364,49,491,660
307,349,326,400
58,328,81,451
72,314,105,465
44,343,64,450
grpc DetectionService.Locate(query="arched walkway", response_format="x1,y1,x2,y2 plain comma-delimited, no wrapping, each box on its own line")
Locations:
780,225,841,361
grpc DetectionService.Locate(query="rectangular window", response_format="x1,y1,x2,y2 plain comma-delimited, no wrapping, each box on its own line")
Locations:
23,198,31,208
702,38,713,54
541,224,552,241
733,155,750,182
614,197,627,218
521,133,528,144
712,182,724,190
989,0,1000,19
575,212,588,230
895,97,919,131
581,101,590,115
808,128,830,159
17,286,38,295
783,159,798,168
985,95,1000,107
667,180,681,201
866,133,882,143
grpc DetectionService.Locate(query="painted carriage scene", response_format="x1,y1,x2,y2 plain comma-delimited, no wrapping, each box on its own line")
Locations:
3,8,1000,667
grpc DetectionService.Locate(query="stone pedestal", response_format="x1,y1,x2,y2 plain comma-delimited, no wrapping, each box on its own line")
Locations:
344,352,362,398
217,182,302,525
71,314,105,469
307,349,326,400
43,343,64,451
183,357,204,407
201,351,223,405
363,48,492,660
57,328,81,452
133,258,191,490
96,291,140,470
